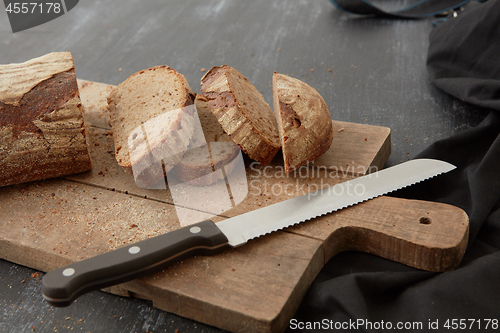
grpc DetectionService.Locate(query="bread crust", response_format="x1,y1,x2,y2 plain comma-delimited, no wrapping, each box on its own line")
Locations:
272,72,333,173
200,65,280,165
0,52,92,187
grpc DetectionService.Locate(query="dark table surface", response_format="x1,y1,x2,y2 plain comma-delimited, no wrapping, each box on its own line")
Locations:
0,1,489,332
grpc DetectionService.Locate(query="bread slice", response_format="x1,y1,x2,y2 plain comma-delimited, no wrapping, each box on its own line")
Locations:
200,65,280,165
108,65,196,187
272,72,333,173
170,94,240,186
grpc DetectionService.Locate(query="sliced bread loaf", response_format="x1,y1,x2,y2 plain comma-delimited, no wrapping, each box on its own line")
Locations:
200,65,280,165
0,52,92,187
108,65,196,187
272,72,333,173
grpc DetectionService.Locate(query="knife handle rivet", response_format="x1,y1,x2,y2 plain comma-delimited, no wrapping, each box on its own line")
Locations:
190,226,201,234
128,246,141,254
62,268,75,277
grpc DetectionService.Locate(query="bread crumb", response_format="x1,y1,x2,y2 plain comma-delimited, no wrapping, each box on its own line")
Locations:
118,68,122,71
338,128,344,133
328,68,332,72
200,68,206,72
310,68,314,72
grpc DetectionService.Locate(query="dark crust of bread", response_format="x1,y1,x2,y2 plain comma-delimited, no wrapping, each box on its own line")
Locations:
0,70,79,137
0,68,92,187
273,72,333,173
200,65,280,165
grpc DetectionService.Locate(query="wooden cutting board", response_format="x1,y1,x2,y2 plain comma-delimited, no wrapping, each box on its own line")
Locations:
0,80,469,333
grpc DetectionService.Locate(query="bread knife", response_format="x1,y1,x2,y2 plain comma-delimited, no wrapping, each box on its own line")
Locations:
41,158,456,307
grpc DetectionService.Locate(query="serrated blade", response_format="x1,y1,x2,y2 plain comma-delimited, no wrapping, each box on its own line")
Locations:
216,158,455,246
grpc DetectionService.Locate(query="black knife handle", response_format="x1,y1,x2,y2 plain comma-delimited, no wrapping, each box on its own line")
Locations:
41,220,229,307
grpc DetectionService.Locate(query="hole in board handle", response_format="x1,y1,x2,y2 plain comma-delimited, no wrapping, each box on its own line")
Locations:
419,217,432,225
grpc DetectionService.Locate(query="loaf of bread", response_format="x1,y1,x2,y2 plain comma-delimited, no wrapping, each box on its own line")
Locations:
200,65,280,165
272,72,333,173
0,52,92,187
107,65,197,188
170,94,240,186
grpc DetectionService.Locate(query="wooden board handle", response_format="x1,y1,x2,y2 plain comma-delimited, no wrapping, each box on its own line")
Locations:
290,196,469,272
